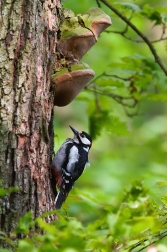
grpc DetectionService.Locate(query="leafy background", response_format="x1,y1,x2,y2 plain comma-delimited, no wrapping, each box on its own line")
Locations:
53,0,167,250
1,0,167,251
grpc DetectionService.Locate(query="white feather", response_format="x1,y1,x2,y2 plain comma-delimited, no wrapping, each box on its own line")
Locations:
83,146,89,152
66,145,79,173
79,136,91,145
55,192,59,203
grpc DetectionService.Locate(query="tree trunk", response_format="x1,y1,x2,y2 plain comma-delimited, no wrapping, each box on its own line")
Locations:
0,0,61,237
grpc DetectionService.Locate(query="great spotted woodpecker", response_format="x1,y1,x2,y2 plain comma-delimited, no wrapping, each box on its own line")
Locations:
52,126,92,209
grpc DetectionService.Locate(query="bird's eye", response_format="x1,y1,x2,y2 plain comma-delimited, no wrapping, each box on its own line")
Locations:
80,133,85,138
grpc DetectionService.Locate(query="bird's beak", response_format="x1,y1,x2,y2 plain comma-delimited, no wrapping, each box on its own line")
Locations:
69,125,78,136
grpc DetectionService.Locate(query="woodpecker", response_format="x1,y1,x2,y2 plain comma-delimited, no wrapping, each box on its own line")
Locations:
52,125,92,209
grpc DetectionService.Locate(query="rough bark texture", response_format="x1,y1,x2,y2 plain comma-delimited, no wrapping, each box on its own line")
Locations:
0,0,61,237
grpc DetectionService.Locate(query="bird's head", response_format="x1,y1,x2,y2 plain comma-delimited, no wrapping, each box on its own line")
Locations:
69,125,92,148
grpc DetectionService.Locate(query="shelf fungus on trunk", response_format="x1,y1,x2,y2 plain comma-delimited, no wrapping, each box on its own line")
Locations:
58,7,112,61
52,8,111,107
51,63,94,107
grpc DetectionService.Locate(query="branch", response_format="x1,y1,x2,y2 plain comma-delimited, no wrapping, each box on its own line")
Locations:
106,30,167,43
103,73,132,81
85,85,138,108
87,73,132,85
100,0,167,76
86,72,139,116
129,230,167,251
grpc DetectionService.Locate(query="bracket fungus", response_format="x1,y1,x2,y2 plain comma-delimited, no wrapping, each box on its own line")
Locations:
53,8,112,107
58,8,112,61
52,63,94,107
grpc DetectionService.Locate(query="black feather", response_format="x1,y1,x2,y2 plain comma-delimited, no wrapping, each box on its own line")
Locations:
55,189,67,209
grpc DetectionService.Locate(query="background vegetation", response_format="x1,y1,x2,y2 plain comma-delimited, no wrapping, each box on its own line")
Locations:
1,0,167,251
54,0,167,250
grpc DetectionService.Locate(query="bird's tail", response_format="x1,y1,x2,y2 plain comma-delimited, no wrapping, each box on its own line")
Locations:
55,188,69,209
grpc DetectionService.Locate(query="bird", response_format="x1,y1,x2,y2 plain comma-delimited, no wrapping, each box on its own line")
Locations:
51,125,92,209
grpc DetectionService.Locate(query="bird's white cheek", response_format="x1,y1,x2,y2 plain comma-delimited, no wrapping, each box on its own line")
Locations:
81,137,91,145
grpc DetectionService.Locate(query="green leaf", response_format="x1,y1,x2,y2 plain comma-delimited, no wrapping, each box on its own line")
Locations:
15,212,34,235
156,181,167,186
36,218,57,235
76,190,99,204
142,4,162,25
147,93,167,102
115,2,141,11
96,77,125,89
69,194,83,202
0,187,19,197
105,116,129,136
0,249,13,252
123,181,148,202
129,216,161,234
89,110,109,139
17,240,37,252
161,195,167,207
164,13,167,22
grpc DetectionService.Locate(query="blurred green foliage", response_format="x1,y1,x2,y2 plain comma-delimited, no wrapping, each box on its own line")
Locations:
53,0,167,250
1,0,167,251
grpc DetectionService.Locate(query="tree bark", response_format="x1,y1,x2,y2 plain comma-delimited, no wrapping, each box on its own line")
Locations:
0,0,61,237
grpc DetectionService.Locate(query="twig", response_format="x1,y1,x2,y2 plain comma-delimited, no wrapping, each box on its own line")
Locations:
122,104,139,118
103,73,132,81
127,230,167,251
85,86,137,108
88,73,132,87
106,30,167,43
95,0,101,8
100,0,167,76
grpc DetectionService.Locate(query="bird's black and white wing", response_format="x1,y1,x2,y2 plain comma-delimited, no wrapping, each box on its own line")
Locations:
52,138,73,171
